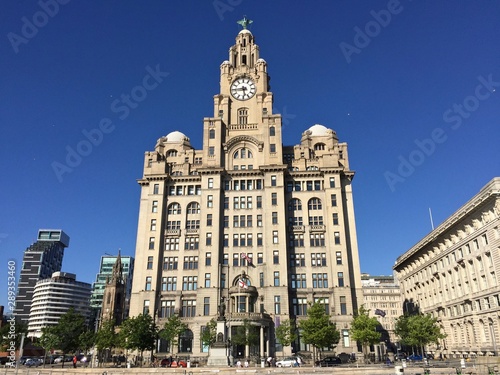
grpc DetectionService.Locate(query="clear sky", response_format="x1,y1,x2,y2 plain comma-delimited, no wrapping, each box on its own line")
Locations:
1,1,499,309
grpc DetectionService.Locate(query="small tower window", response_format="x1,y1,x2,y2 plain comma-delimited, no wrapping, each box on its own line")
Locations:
209,129,215,139
238,108,248,125
269,126,275,136
263,108,268,116
242,55,247,65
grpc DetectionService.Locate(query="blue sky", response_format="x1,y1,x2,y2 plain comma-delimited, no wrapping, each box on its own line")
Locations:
1,1,499,309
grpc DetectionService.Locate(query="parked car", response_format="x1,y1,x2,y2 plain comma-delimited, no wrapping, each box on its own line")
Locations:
315,356,342,367
5,361,16,368
276,356,302,367
408,354,423,361
25,358,41,367
395,352,407,361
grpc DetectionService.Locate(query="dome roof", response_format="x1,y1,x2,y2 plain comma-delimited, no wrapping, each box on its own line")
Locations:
238,29,252,35
308,124,330,136
165,131,189,143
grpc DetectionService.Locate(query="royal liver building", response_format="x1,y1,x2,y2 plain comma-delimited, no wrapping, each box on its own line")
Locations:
130,19,363,361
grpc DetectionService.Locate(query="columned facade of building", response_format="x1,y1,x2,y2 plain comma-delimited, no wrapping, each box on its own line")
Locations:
394,178,500,358
130,20,363,360
27,271,91,338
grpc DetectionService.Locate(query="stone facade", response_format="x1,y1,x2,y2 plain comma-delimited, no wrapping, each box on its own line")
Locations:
394,177,500,357
129,23,363,360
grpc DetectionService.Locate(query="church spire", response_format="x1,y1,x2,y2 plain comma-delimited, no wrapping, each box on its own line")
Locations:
110,249,123,284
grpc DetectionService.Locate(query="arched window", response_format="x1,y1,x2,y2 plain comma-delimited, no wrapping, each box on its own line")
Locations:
288,198,302,211
269,126,275,136
178,329,194,353
314,143,325,150
238,108,248,125
233,147,253,159
308,198,322,210
187,202,200,214
167,150,178,157
209,129,215,139
168,203,181,215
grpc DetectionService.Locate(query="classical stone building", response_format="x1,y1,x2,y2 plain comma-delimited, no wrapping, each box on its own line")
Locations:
394,177,500,357
361,273,403,359
129,20,363,360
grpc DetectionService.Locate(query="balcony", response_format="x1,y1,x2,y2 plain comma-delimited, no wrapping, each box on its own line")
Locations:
229,123,259,131
164,229,181,237
309,225,326,232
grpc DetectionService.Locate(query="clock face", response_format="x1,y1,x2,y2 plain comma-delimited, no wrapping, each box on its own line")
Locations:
231,77,256,100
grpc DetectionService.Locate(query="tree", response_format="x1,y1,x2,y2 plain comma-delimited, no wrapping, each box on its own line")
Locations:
158,315,187,353
231,319,259,350
350,305,382,361
0,320,27,351
200,318,217,348
95,319,117,364
79,329,96,353
395,314,446,355
299,301,340,361
39,326,60,366
118,314,157,363
275,319,297,355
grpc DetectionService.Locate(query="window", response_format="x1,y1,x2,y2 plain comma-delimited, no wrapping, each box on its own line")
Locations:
233,253,239,266
334,232,341,245
159,300,175,318
205,252,211,266
204,273,211,288
273,231,279,244
332,213,339,225
308,198,322,210
331,194,337,206
271,175,277,186
274,296,281,314
223,196,229,209
163,256,178,270
182,276,198,291
165,237,179,251
224,216,229,228
182,300,196,317
290,233,304,247
183,256,198,270
336,251,342,265
273,250,279,264
291,253,306,267
257,253,263,264
206,214,213,227
206,233,212,246
238,108,248,124
147,256,153,269
145,276,152,291
209,146,215,156
271,193,277,205
274,271,280,286
168,203,181,215
149,237,155,250
247,215,253,227
257,233,263,246
269,126,275,136
291,274,307,289
153,184,159,194
257,196,262,208
310,233,325,247
209,129,215,139
312,273,328,288
260,272,264,287
293,298,308,316
223,253,229,265
152,200,158,212
270,144,276,153
187,202,200,214
272,212,278,224
315,297,330,314
233,234,239,247
207,195,213,208
143,300,150,315
223,234,229,247
257,214,263,227
340,296,347,315
309,216,324,225
288,198,302,211
329,177,336,188
184,237,199,250
204,297,210,316
208,178,213,188
311,253,327,267
342,329,350,347
150,219,157,231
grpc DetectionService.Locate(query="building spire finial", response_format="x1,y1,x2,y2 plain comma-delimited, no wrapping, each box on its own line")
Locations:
237,16,253,30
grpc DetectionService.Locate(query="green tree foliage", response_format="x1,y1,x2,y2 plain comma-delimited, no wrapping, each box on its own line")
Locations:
350,305,382,359
299,302,340,357
51,308,86,354
0,320,27,350
232,319,259,348
79,329,96,353
39,325,60,365
275,319,297,350
158,314,187,353
200,318,217,348
118,314,157,358
395,313,446,353
95,319,117,352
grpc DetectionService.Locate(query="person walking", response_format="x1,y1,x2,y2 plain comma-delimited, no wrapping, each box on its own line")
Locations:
72,355,77,368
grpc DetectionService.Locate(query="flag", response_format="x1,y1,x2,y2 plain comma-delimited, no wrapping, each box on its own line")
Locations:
238,279,249,289
240,252,252,264
375,309,386,317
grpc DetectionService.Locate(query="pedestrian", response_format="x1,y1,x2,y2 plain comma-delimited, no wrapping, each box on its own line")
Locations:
236,360,242,368
244,359,249,368
267,356,272,367
72,355,77,368
297,356,302,367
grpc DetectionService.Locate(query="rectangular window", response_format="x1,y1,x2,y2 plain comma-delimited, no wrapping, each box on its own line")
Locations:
153,184,159,194
336,251,342,265
233,253,239,266
149,237,155,250
257,233,263,246
150,219,157,231
224,216,229,228
314,180,321,190
274,271,280,286
332,213,339,225
204,297,210,316
293,298,308,316
247,234,253,246
182,276,198,291
160,300,175,318
312,273,328,288
143,300,150,315
184,237,199,250
233,197,239,209
257,252,263,264
233,215,239,228
204,273,211,288
247,215,253,227
270,144,276,153
163,256,178,270
272,212,278,224
331,194,337,207
334,232,341,244
233,234,239,247
291,274,306,289
224,196,229,209
273,231,279,244
147,256,153,269
271,193,277,205
223,253,229,265
207,214,213,226
152,200,158,212
260,272,264,287
145,276,152,291
257,196,262,208
165,237,179,251
182,299,196,317
315,297,330,314
247,196,253,208
308,216,324,225
223,234,229,247
183,256,199,270
208,178,213,188
274,296,281,314
207,195,213,208
206,232,212,246
205,252,211,266
257,214,263,227
271,175,277,186
209,146,215,156
340,296,347,315
273,250,279,264
329,177,335,188
310,233,325,247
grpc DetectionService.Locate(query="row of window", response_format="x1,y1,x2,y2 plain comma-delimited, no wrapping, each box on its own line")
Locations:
286,177,336,192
